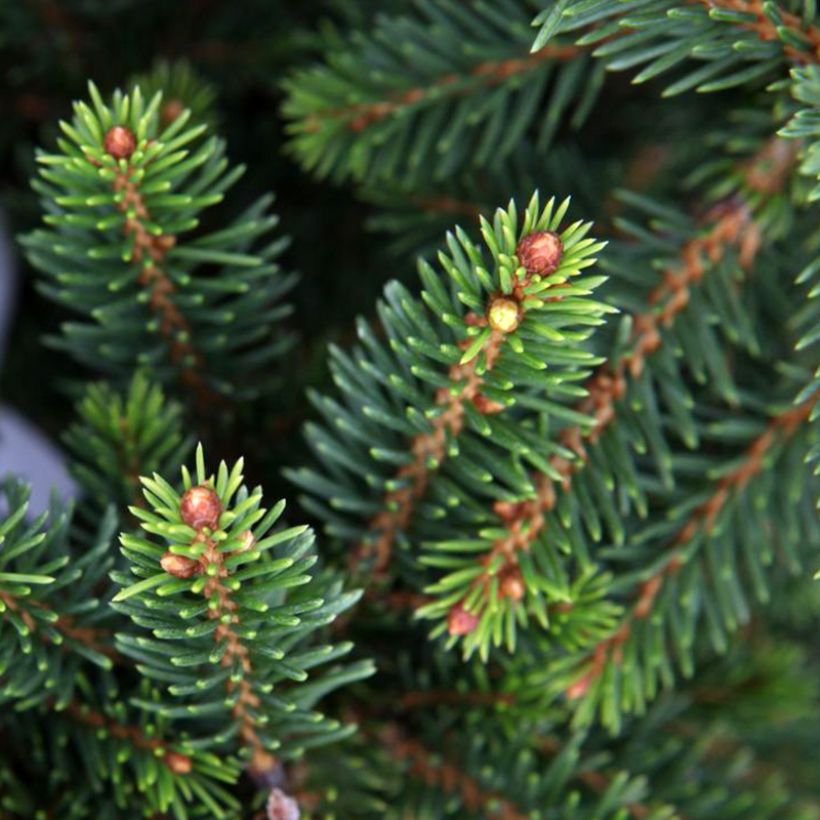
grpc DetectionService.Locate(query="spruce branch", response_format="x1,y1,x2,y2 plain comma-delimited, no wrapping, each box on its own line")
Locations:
560,390,818,729
479,198,762,565
0,481,118,708
283,1,597,184
535,735,655,819
364,139,626,264
415,136,799,655
533,0,819,95
298,42,581,134
3,685,243,818
354,716,677,818
130,60,219,131
0,589,117,673
62,698,195,776
286,0,818,193
779,64,820,201
289,194,609,584
106,139,209,399
112,444,371,777
3,6,818,816
22,82,295,403
341,626,816,816
688,0,820,65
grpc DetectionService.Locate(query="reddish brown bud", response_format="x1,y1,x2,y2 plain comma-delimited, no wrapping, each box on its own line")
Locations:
164,751,193,774
487,296,521,333
500,569,525,602
516,230,563,276
180,485,222,530
267,788,300,820
160,551,200,579
472,394,505,414
447,602,479,636
104,125,136,160
160,98,185,126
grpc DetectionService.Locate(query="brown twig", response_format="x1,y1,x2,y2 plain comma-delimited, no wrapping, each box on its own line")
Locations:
185,532,275,774
408,194,485,220
302,44,582,135
353,324,506,576
0,590,118,662
378,723,527,820
64,701,192,774
302,0,819,139
478,200,760,593
110,167,213,407
354,249,571,576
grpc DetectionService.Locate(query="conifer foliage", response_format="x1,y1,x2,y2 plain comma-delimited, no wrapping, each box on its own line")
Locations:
1,0,819,817
23,83,294,403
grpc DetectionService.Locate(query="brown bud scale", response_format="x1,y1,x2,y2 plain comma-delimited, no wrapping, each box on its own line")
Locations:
566,675,591,700
472,394,505,414
161,99,185,126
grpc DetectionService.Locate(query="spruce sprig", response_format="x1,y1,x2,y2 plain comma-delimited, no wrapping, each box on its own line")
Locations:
22,82,295,402
112,445,373,773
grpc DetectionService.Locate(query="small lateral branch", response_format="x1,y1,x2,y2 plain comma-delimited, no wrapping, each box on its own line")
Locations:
303,44,581,135
672,719,820,805
692,0,820,64
65,700,192,774
200,535,274,773
470,138,793,608
0,589,118,662
378,724,527,820
565,392,817,698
